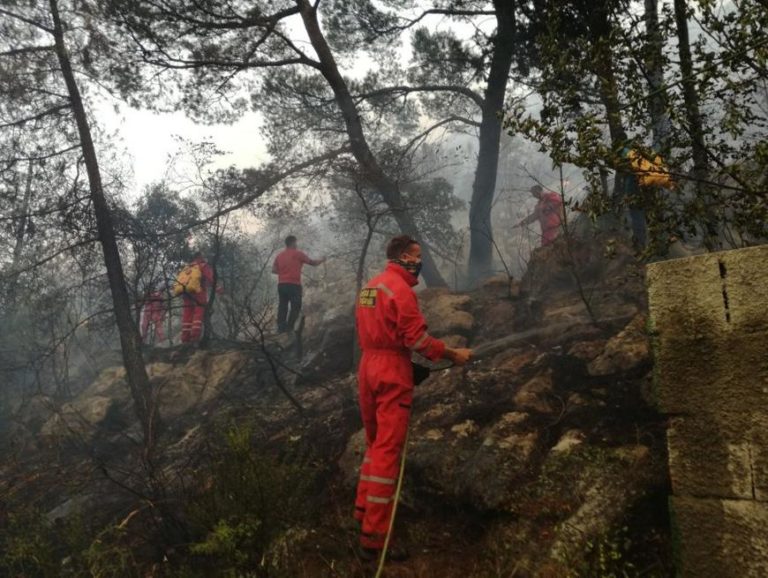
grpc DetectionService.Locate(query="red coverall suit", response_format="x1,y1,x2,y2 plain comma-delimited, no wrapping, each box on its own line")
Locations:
141,291,166,344
522,191,563,247
354,262,446,549
537,191,564,247
181,258,214,343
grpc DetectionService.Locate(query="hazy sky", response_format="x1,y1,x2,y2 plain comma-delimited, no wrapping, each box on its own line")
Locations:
98,103,268,198
94,6,485,200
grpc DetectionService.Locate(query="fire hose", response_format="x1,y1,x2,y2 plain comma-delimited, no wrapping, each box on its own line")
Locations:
373,360,452,577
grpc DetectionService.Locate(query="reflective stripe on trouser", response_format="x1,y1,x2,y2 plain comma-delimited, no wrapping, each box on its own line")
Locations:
355,350,413,549
181,296,206,342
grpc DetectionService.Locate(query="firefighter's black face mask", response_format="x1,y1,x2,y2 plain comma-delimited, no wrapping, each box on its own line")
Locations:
393,258,422,277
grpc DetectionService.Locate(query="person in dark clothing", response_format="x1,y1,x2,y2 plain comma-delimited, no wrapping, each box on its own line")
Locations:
271,235,326,333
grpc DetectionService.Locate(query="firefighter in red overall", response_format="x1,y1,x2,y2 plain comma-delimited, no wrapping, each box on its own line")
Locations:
140,290,166,344
516,184,564,246
354,235,472,561
176,252,222,343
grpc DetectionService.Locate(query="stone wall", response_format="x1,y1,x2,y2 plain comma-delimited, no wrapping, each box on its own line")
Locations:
647,244,768,577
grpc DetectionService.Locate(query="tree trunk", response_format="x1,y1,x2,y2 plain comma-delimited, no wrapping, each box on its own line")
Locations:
644,0,671,152
589,7,626,150
201,218,223,349
673,0,708,181
296,0,446,287
6,160,34,306
673,0,716,248
50,0,156,454
467,0,516,283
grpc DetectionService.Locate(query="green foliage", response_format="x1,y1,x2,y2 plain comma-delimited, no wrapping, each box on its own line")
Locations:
83,526,142,578
0,507,127,578
505,0,768,252
184,425,318,577
0,508,61,577
568,525,639,578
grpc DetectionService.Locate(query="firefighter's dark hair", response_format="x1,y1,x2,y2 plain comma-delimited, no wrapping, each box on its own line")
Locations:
285,235,297,247
386,235,419,259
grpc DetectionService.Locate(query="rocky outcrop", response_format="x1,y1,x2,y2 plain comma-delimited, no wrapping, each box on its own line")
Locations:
587,314,650,376
420,287,475,339
40,350,249,440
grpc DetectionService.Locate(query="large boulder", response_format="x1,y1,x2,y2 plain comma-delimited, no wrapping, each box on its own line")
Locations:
299,307,355,382
40,350,249,439
419,288,475,337
587,314,650,376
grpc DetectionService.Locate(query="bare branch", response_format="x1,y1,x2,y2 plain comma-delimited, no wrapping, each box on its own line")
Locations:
0,7,54,33
146,146,350,239
0,143,82,169
354,84,485,108
137,2,301,31
0,44,56,57
0,102,70,129
406,115,480,149
142,54,316,70
0,237,98,282
0,195,89,222
374,8,497,34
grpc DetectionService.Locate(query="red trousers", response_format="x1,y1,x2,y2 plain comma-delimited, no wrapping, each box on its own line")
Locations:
355,350,413,549
541,226,560,246
141,304,165,343
181,294,206,342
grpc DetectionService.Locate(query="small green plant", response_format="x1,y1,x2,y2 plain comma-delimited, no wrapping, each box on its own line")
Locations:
184,424,318,576
84,525,142,578
579,525,637,578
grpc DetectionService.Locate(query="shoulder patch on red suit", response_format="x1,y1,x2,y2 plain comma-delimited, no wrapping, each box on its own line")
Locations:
358,287,378,308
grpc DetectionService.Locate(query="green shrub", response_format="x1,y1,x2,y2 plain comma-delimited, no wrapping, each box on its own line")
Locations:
184,424,318,576
0,508,92,577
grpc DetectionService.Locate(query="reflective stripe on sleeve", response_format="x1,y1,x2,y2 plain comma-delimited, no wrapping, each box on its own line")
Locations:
375,283,394,297
410,332,430,351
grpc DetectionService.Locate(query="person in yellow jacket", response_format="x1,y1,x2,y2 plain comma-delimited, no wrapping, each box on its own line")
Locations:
616,146,675,250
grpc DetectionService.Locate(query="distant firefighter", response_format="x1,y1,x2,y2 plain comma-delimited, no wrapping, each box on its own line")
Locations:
140,290,166,345
271,235,326,333
173,252,222,343
515,185,564,247
616,146,675,250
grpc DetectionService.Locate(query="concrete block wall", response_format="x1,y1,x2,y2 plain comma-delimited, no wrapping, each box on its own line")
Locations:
647,244,768,577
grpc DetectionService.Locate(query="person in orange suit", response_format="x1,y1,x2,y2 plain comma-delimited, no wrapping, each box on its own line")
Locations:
515,184,564,247
179,252,222,343
354,235,472,561
140,290,166,344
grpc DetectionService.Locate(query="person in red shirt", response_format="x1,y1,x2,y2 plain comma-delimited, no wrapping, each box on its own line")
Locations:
354,235,472,561
271,235,326,333
180,252,222,343
516,184,564,247
140,290,166,344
